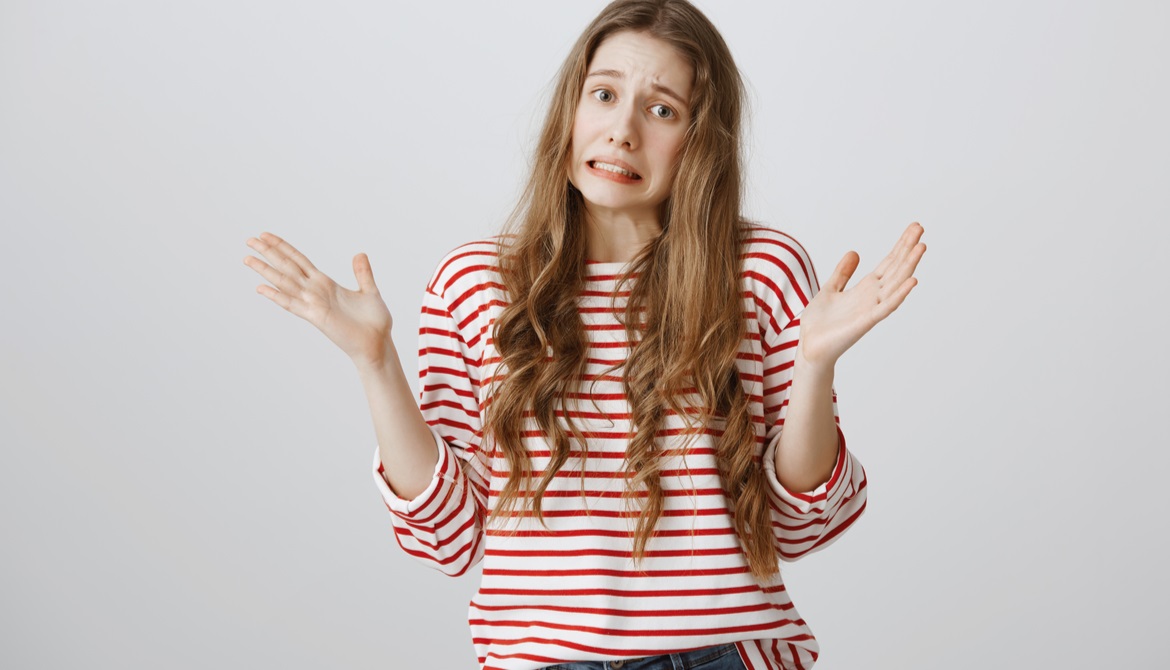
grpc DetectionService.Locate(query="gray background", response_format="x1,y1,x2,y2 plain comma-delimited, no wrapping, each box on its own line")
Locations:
2,0,1166,667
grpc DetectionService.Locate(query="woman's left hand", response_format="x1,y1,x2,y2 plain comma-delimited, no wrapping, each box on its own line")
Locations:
794,222,926,369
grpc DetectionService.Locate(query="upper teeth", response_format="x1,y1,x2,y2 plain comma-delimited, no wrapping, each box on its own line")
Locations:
593,161,637,178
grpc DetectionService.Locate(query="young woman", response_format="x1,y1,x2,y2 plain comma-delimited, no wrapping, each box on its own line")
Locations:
243,1,925,668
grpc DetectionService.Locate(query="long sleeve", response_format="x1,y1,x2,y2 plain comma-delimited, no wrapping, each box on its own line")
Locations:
751,232,869,562
370,276,490,577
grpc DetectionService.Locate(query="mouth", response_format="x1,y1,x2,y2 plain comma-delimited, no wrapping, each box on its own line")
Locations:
587,160,643,181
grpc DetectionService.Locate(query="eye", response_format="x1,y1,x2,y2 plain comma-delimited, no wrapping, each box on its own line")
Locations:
651,104,676,120
592,89,615,103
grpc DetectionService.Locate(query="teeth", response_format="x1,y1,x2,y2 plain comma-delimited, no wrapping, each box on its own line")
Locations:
592,161,638,178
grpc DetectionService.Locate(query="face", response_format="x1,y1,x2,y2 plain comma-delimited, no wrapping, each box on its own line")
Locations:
567,30,694,223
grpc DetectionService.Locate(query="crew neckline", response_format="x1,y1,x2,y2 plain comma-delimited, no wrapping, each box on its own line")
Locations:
584,258,638,275
585,258,633,266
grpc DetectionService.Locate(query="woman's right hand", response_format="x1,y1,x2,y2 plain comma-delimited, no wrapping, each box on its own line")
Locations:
244,232,394,369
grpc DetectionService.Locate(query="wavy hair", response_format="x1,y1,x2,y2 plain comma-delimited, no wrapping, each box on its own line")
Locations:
482,0,779,581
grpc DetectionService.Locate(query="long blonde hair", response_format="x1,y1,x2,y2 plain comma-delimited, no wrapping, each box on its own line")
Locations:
483,0,779,581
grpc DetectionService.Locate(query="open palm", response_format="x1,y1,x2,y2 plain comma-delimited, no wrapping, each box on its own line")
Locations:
243,232,393,368
795,222,926,369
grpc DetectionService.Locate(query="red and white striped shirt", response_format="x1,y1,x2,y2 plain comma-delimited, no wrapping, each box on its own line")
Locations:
372,225,867,670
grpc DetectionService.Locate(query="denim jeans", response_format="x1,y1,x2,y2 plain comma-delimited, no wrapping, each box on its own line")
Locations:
540,642,746,670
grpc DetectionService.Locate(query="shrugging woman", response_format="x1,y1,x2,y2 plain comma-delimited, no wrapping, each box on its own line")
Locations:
243,1,926,669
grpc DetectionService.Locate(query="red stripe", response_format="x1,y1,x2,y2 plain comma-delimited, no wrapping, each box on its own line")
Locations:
757,639,777,670
477,583,779,598
500,446,726,459
487,487,728,499
737,641,759,670
471,614,802,642
418,381,476,400
469,600,788,618
743,269,790,334
772,638,787,670
788,642,805,670
484,545,745,559
489,466,721,478
429,242,500,294
419,397,478,420
515,427,728,440
481,565,752,578
447,277,506,312
484,526,737,539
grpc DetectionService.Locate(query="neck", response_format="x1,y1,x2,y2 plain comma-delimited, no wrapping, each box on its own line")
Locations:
582,204,663,263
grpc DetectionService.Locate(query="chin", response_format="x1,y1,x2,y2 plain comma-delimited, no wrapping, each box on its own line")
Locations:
582,194,635,211
577,185,640,211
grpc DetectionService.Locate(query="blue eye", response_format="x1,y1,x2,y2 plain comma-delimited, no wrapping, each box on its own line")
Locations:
652,104,675,119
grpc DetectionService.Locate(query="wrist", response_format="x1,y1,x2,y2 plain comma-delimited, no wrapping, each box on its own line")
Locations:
353,339,399,378
794,342,836,380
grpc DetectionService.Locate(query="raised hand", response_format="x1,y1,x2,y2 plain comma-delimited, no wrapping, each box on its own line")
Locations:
243,232,394,368
794,222,926,369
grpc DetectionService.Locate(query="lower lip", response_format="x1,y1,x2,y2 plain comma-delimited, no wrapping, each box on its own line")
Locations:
587,162,642,184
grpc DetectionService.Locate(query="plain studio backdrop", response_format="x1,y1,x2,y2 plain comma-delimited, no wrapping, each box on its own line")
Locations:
1,0,1165,667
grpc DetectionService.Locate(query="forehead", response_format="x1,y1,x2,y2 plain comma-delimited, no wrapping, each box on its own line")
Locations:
587,31,694,99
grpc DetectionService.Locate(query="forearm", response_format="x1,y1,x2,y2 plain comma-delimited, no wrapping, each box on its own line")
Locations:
356,339,441,501
774,348,840,493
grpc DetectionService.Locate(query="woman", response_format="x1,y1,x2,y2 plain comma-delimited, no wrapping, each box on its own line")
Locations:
243,1,925,668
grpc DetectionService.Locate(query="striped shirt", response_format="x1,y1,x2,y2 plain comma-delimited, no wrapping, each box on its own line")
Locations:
372,225,868,670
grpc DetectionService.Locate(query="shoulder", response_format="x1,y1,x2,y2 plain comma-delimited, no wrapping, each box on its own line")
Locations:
425,235,511,301
740,223,823,336
740,223,820,295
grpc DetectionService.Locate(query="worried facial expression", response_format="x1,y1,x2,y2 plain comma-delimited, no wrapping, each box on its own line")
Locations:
568,31,695,222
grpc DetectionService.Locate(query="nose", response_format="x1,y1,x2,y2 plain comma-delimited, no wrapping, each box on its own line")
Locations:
608,102,639,150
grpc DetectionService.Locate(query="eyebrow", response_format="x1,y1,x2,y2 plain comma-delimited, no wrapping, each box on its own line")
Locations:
584,68,690,107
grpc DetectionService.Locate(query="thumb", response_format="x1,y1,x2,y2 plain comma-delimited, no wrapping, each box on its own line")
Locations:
353,253,379,293
825,251,859,293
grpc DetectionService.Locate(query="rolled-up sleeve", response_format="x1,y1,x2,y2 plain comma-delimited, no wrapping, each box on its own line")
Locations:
371,269,490,577
752,231,868,562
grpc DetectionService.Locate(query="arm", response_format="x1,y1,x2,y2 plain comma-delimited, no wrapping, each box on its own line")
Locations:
368,277,489,577
358,341,441,501
753,232,869,562
242,232,488,575
760,320,867,563
763,222,924,560
772,351,840,494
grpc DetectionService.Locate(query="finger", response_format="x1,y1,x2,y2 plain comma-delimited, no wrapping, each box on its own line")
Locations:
874,222,922,279
890,223,924,270
353,253,379,294
255,283,309,318
243,255,301,296
876,276,918,319
871,224,913,278
825,251,860,292
881,241,926,291
250,232,310,281
260,232,320,277
245,236,305,285
875,222,917,279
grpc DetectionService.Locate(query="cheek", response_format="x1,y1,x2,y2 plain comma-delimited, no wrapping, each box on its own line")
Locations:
655,135,689,179
568,114,591,179
571,113,600,150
